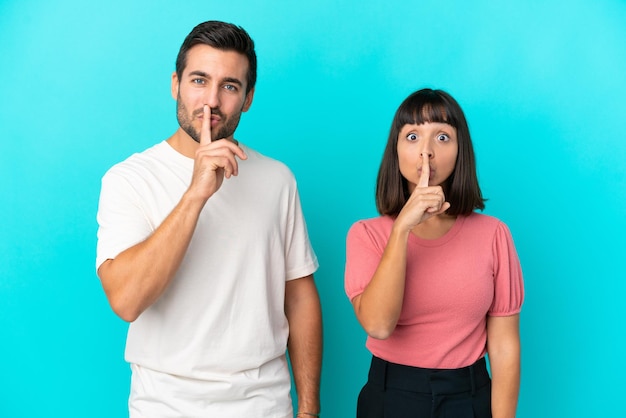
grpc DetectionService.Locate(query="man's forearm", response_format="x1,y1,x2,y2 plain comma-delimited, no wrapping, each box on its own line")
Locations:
285,277,323,414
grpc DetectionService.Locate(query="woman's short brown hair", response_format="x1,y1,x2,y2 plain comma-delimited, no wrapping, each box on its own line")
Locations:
376,88,485,217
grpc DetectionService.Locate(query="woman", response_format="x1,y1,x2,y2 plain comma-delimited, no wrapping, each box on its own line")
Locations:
344,88,524,418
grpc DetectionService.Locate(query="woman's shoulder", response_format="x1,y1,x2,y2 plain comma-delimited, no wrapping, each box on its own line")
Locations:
465,212,502,225
350,215,393,229
348,215,393,239
463,212,513,238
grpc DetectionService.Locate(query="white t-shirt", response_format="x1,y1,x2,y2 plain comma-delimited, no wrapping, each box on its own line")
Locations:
96,141,318,414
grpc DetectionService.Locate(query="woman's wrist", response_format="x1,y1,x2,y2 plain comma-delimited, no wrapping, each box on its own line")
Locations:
389,222,412,245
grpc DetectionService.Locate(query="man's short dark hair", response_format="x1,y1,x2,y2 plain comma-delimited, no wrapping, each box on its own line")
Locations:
175,21,257,94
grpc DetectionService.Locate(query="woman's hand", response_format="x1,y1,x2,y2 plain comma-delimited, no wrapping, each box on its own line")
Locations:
395,153,450,232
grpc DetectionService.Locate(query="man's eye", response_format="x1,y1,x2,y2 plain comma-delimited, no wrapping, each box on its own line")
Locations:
192,79,205,85
224,84,237,91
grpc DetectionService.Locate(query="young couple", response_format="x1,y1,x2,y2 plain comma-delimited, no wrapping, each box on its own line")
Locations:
96,20,523,418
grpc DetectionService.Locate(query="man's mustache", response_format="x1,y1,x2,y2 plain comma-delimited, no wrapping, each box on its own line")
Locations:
193,107,224,118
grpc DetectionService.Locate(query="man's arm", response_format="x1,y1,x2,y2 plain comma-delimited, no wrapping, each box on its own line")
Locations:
98,192,206,322
285,275,322,416
98,105,246,322
487,314,521,418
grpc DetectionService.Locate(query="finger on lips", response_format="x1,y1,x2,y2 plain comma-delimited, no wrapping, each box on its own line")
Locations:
196,104,248,179
201,104,211,145
418,152,430,188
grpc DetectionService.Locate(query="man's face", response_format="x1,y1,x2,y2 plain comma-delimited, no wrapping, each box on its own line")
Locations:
172,44,254,143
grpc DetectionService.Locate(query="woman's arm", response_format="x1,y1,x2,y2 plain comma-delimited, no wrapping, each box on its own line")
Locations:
352,155,449,340
351,225,411,340
487,314,521,418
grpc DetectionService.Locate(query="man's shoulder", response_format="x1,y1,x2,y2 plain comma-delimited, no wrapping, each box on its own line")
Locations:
241,144,294,179
103,141,177,179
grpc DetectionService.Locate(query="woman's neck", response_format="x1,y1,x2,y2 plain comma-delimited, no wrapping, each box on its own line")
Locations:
411,214,457,240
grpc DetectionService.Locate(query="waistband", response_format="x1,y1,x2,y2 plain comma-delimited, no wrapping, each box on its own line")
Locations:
367,356,490,396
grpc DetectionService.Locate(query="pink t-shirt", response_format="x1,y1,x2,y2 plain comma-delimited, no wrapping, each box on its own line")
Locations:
344,213,524,369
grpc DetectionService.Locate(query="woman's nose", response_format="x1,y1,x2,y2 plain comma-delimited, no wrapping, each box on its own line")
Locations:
417,141,433,158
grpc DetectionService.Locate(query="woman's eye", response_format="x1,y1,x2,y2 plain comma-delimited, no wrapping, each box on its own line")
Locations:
406,133,418,141
437,134,450,142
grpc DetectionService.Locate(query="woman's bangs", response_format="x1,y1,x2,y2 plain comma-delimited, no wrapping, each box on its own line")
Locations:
396,95,456,128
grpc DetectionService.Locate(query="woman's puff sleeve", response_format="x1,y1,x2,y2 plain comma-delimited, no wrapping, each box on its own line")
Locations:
345,221,385,302
489,221,524,316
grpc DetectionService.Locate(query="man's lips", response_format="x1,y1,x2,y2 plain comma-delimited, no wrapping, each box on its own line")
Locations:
197,114,221,126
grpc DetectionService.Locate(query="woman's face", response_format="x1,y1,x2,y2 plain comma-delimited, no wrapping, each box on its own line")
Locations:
397,122,458,193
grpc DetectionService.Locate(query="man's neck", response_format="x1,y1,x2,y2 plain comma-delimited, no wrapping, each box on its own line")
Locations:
165,129,197,158
166,128,238,158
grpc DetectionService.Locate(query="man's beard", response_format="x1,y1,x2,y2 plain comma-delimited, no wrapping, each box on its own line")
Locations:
176,94,243,143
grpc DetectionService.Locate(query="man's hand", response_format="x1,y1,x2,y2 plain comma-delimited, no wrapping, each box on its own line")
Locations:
187,105,247,201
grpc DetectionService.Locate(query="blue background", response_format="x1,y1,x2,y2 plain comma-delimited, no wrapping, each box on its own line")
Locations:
1,0,625,416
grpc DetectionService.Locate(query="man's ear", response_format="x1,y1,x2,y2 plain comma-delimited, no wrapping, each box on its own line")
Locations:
171,72,179,100
242,88,255,112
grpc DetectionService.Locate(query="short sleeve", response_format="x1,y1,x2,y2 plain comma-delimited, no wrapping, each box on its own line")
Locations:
489,222,524,316
283,184,319,281
95,170,153,271
344,221,386,301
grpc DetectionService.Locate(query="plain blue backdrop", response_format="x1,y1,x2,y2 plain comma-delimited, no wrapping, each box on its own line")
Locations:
1,0,625,416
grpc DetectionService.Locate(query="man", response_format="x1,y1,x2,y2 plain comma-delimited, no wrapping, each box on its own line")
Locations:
96,21,322,418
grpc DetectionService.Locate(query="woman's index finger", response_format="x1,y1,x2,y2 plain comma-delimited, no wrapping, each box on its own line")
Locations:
418,153,430,188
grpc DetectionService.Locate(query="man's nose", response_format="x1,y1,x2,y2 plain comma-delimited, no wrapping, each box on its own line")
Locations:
203,85,221,109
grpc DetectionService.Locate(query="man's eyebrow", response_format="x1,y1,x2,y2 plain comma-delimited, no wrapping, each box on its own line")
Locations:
188,70,209,78
187,71,243,87
222,77,243,87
